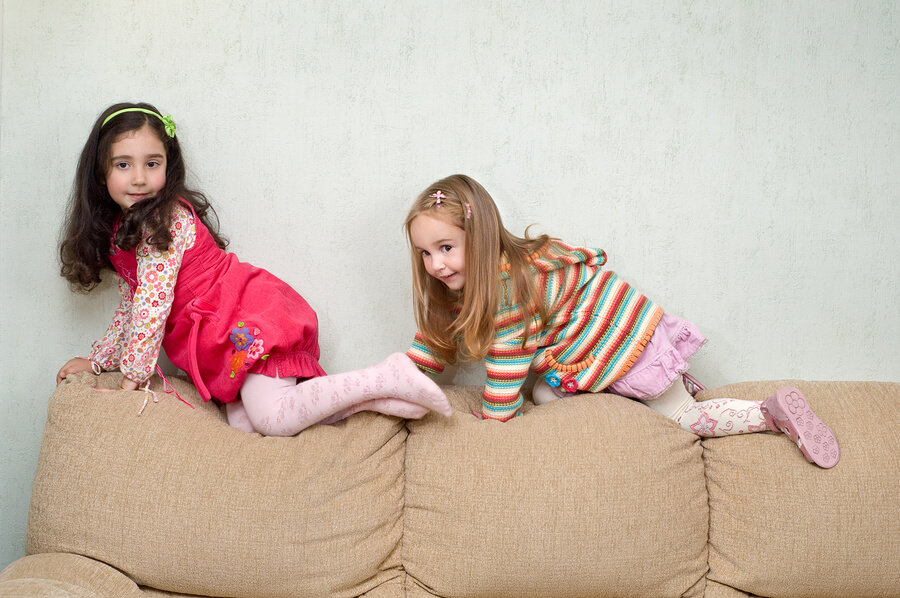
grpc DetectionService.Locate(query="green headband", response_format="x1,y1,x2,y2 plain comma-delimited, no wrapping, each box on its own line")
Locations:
101,108,177,138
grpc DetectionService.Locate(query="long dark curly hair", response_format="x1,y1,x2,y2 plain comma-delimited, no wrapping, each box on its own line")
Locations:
59,102,227,291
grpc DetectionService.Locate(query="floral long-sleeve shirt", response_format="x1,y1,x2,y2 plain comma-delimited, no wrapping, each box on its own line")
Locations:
90,207,196,384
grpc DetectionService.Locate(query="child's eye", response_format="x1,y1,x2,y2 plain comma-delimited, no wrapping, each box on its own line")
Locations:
147,160,161,168
420,250,431,257
114,162,129,170
441,245,453,253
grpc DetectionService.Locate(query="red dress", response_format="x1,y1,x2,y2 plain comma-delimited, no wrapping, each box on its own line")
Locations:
107,204,325,403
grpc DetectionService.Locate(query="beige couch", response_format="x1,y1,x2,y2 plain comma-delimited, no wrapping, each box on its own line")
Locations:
2,372,899,597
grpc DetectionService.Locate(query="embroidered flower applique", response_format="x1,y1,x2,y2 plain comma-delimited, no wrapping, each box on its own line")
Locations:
544,373,579,393
229,322,269,378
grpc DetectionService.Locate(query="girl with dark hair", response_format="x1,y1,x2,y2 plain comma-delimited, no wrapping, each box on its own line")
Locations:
57,103,450,435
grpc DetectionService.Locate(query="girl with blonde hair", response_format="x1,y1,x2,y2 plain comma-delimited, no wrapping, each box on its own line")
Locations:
404,174,839,468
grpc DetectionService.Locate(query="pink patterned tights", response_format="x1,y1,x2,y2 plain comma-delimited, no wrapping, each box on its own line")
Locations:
225,353,452,436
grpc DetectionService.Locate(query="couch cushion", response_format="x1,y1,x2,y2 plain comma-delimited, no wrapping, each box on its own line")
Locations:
701,380,900,598
403,386,709,598
27,373,406,598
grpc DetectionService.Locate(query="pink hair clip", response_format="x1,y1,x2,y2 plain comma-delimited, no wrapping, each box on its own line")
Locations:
465,202,472,219
429,191,446,206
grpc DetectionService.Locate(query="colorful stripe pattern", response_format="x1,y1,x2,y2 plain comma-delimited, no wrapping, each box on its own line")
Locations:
408,333,444,376
408,241,663,421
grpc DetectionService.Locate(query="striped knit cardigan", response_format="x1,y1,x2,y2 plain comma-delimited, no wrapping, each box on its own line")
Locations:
407,240,664,421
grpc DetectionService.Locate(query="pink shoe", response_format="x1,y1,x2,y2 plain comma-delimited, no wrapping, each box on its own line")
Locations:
760,387,840,469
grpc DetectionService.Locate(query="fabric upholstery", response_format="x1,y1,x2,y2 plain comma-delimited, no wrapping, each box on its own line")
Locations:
13,374,899,598
0,553,143,598
403,386,709,598
701,380,900,598
26,373,405,598
137,577,405,598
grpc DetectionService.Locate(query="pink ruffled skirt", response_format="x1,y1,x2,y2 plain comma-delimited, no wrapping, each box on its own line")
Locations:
605,313,707,400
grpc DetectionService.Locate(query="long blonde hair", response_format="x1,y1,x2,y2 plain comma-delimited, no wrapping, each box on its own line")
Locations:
404,174,549,364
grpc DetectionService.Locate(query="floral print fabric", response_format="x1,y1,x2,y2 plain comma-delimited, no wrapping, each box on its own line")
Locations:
90,207,196,384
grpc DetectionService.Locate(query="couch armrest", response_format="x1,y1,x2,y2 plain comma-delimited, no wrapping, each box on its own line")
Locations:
0,553,144,598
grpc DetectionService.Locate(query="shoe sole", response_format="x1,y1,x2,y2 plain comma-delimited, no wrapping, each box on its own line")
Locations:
761,387,840,469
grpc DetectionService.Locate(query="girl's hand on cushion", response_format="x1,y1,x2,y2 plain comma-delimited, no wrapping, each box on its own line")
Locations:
118,376,140,391
56,357,92,385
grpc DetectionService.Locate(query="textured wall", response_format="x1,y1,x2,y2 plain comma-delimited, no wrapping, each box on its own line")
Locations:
1,0,898,569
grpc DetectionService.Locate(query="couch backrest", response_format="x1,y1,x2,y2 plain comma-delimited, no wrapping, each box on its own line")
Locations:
26,374,900,598
27,373,406,597
401,385,710,597
697,380,900,598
